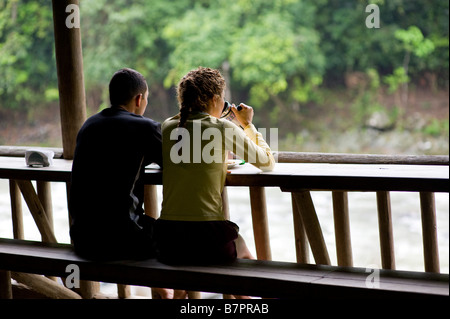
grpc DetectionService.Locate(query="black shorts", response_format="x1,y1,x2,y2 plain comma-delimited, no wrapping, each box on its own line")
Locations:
71,215,157,261
154,219,239,265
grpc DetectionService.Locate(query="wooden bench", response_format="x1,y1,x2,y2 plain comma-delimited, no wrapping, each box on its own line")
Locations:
0,238,448,299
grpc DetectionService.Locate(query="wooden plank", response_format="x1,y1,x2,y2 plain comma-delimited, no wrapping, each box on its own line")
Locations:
1,157,449,193
229,163,449,192
0,239,447,299
332,191,353,267
291,191,331,265
0,157,72,182
420,192,440,273
249,186,272,260
377,191,396,270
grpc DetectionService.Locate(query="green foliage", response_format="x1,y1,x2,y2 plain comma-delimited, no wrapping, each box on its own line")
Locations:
0,0,57,109
395,26,435,58
423,119,449,137
384,67,409,93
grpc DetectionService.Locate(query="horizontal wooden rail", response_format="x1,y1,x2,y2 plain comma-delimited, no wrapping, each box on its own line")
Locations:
274,151,449,165
1,146,448,165
0,146,64,158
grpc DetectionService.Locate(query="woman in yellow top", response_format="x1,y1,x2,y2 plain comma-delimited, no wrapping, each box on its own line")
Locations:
155,67,275,266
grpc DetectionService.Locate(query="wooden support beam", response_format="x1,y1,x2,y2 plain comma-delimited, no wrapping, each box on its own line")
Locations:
51,0,86,159
376,191,396,270
15,180,57,243
249,187,272,261
291,191,331,265
420,192,440,273
9,180,24,240
117,284,131,299
0,271,13,299
37,181,54,233
332,191,353,267
222,187,230,220
144,185,159,219
11,272,81,299
291,193,309,263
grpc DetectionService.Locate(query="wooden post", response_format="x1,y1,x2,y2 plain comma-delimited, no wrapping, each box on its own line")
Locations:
249,187,272,260
0,271,13,299
291,193,309,263
117,284,131,299
9,180,24,239
51,0,87,159
222,187,230,220
376,191,396,270
37,181,54,233
291,191,331,265
187,291,202,299
332,191,353,267
144,185,161,299
144,185,159,218
420,192,440,273
15,180,57,243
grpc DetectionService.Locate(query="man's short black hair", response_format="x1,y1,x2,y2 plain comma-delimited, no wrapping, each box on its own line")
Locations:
109,68,148,106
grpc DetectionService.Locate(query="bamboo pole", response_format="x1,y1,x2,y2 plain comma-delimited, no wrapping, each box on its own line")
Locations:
420,192,440,273
11,272,81,299
51,0,86,159
9,180,24,240
291,193,309,263
332,191,353,267
249,187,272,261
376,191,396,270
291,191,331,265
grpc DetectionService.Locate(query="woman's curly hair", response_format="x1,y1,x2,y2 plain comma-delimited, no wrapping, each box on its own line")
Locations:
176,67,226,127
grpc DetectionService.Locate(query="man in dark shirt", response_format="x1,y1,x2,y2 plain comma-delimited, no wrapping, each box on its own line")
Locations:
69,68,162,261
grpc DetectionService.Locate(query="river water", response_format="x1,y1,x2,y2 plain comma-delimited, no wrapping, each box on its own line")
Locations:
0,179,448,297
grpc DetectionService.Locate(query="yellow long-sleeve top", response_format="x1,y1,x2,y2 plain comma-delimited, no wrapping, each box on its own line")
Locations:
160,112,275,221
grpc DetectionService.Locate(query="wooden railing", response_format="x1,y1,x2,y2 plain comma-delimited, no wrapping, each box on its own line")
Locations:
0,146,448,298
274,151,448,273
